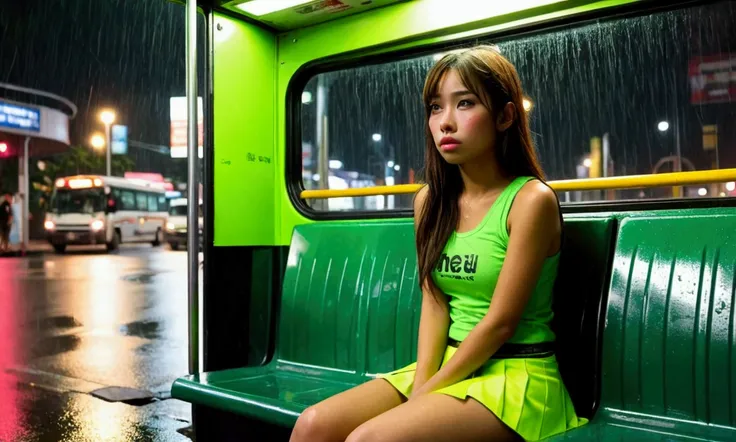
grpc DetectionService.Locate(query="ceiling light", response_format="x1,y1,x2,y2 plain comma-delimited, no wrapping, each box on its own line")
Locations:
236,0,313,16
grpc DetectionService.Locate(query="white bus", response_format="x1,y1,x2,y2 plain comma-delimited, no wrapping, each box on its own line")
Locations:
44,175,168,253
165,197,203,250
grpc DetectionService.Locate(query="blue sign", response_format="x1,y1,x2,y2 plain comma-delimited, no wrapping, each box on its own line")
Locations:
111,124,128,155
0,101,40,133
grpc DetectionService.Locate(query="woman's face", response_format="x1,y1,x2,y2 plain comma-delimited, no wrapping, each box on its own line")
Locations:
428,69,496,165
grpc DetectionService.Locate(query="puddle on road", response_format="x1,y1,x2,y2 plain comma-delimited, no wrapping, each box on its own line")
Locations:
119,321,161,340
38,316,83,330
30,334,81,358
121,272,157,284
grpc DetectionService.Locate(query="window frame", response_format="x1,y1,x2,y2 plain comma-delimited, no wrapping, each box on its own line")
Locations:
285,0,735,220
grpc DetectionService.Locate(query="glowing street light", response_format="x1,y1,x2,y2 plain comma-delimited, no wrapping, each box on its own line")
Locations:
90,133,106,151
99,109,116,176
657,121,670,132
372,133,382,142
522,98,533,112
100,110,115,126
583,158,593,168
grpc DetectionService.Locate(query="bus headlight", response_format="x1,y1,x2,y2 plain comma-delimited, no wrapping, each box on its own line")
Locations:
44,220,55,230
91,220,105,231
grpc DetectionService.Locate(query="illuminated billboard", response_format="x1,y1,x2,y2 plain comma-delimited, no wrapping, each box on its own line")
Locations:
169,96,203,158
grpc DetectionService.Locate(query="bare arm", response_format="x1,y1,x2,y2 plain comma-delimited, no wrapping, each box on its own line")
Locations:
411,186,451,396
413,181,561,396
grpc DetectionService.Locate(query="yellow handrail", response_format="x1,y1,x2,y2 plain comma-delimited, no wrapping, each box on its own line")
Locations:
300,168,736,199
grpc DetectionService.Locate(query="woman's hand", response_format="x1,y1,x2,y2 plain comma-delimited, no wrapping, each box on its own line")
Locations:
409,376,428,400
409,384,429,400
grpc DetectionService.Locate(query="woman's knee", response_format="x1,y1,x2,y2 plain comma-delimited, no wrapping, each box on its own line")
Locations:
345,421,385,442
290,406,335,442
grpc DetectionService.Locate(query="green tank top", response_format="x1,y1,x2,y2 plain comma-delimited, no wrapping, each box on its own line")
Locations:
431,176,559,344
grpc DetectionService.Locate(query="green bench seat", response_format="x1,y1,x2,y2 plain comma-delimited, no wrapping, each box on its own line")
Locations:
173,210,736,440
172,221,423,427
548,212,736,441
172,217,613,431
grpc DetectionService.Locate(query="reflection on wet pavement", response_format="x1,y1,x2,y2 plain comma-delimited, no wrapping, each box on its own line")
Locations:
0,382,190,442
0,247,193,441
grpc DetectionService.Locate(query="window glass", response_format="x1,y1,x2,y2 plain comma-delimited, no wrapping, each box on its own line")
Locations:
136,192,148,211
299,1,736,211
121,190,136,211
148,194,159,212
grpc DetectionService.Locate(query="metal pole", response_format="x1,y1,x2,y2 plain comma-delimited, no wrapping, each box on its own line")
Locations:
602,133,609,178
21,137,30,255
105,123,112,176
674,113,682,197
185,0,199,375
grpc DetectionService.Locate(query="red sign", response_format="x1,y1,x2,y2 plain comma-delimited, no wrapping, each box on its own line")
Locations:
689,54,736,104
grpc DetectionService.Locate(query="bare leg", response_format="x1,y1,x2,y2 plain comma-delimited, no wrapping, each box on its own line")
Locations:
346,392,522,442
289,379,405,442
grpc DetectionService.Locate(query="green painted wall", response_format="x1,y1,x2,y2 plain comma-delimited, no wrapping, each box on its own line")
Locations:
212,14,277,246
212,0,640,246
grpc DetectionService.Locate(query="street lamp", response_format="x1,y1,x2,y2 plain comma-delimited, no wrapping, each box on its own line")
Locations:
99,109,116,176
522,98,533,112
90,133,105,151
657,121,670,132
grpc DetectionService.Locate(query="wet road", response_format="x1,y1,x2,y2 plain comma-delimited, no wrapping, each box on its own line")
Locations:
0,245,194,441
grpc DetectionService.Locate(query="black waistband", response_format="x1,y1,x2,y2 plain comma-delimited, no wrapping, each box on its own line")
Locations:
447,338,555,359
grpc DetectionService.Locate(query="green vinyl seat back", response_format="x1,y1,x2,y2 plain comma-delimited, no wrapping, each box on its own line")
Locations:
549,210,736,441
276,220,422,375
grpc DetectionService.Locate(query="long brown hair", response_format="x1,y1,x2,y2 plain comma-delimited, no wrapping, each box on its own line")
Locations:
415,45,545,300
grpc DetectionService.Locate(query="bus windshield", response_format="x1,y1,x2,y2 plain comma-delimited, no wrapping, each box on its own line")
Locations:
169,205,187,216
52,188,106,215
168,203,203,217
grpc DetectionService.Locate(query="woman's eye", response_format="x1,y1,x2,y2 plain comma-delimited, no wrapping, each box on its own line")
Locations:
458,99,474,107
429,103,441,112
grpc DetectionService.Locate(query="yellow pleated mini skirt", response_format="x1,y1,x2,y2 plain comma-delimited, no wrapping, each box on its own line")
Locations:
377,345,588,441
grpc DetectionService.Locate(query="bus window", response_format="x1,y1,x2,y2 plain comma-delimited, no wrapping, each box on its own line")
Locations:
148,194,159,212
121,190,136,211
298,1,736,211
52,188,106,214
136,192,148,211
169,204,187,216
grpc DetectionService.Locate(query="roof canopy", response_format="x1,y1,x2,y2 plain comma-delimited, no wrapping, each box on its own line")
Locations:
0,98,71,158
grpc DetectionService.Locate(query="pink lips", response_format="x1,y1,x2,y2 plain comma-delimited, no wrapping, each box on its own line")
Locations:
440,136,461,152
